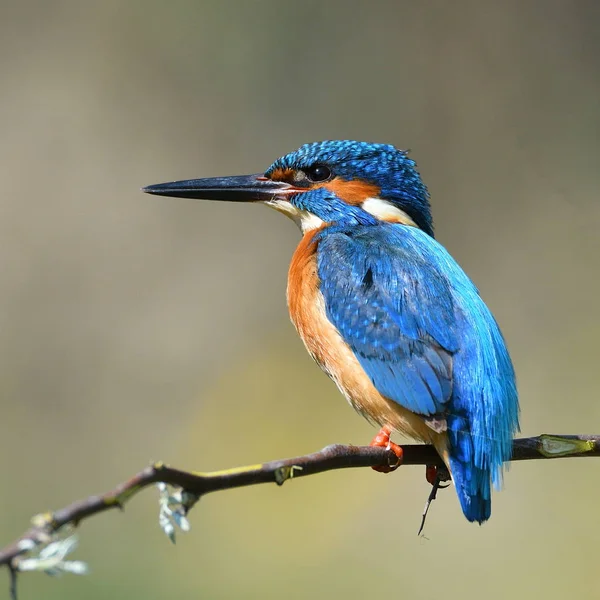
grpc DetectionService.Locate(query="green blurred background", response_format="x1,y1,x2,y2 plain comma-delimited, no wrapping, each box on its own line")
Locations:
1,1,599,598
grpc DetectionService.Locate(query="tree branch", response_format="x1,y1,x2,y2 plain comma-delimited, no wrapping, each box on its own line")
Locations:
1,434,598,577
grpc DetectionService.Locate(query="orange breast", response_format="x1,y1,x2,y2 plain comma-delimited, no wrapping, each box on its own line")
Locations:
287,230,448,453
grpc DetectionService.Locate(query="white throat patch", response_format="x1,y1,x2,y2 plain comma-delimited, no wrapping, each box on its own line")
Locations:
265,199,325,233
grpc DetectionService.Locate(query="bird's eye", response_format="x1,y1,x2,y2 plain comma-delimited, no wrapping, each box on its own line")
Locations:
304,164,332,183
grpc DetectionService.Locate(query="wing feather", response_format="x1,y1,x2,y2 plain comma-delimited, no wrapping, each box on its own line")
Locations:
317,224,458,418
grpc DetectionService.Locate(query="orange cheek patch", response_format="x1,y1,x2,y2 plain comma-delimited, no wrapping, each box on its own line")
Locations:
322,178,381,205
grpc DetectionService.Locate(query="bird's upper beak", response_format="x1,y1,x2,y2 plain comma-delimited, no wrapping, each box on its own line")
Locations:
142,174,293,202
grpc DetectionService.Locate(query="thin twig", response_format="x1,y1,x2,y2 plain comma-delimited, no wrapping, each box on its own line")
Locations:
418,465,451,536
0,433,598,572
9,565,17,600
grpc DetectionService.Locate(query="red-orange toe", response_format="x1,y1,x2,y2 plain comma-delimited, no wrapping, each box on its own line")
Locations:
425,464,438,486
369,425,403,473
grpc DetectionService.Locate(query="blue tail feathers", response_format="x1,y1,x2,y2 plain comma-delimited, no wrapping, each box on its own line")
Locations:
448,415,493,524
448,456,492,524
445,315,519,524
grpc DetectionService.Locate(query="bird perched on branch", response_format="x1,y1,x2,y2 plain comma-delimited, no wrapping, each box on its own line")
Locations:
144,140,520,524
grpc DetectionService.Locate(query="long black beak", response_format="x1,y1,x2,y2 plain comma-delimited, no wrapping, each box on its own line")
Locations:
142,173,292,202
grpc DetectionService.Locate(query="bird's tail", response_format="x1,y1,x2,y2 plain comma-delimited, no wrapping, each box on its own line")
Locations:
447,415,492,524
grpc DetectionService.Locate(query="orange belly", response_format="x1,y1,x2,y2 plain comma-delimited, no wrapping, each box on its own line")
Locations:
287,231,449,457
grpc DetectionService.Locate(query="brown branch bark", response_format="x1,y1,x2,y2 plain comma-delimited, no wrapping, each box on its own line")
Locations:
0,434,598,571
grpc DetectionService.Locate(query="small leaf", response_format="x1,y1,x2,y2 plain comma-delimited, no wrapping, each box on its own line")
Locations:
156,483,193,543
16,535,89,577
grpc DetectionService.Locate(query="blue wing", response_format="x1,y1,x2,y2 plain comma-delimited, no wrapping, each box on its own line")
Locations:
317,223,461,418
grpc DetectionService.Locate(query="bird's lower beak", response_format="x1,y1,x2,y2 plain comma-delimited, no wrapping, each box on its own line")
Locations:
142,174,293,202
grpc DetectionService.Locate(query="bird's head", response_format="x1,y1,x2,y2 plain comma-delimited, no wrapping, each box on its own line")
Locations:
144,140,433,236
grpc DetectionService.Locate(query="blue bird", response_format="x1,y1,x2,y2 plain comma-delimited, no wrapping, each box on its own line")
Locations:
144,140,520,524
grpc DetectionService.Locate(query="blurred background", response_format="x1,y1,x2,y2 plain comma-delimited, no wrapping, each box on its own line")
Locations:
1,0,599,598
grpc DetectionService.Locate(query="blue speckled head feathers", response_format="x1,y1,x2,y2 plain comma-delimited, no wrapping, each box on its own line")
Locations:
265,140,433,236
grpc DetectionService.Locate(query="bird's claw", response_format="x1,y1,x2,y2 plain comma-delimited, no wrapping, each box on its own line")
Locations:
369,425,403,473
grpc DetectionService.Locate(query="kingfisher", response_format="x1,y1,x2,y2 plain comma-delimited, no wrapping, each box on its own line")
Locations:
144,140,519,524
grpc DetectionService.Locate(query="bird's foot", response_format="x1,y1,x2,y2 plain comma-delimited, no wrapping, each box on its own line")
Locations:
369,425,403,473
425,464,451,486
